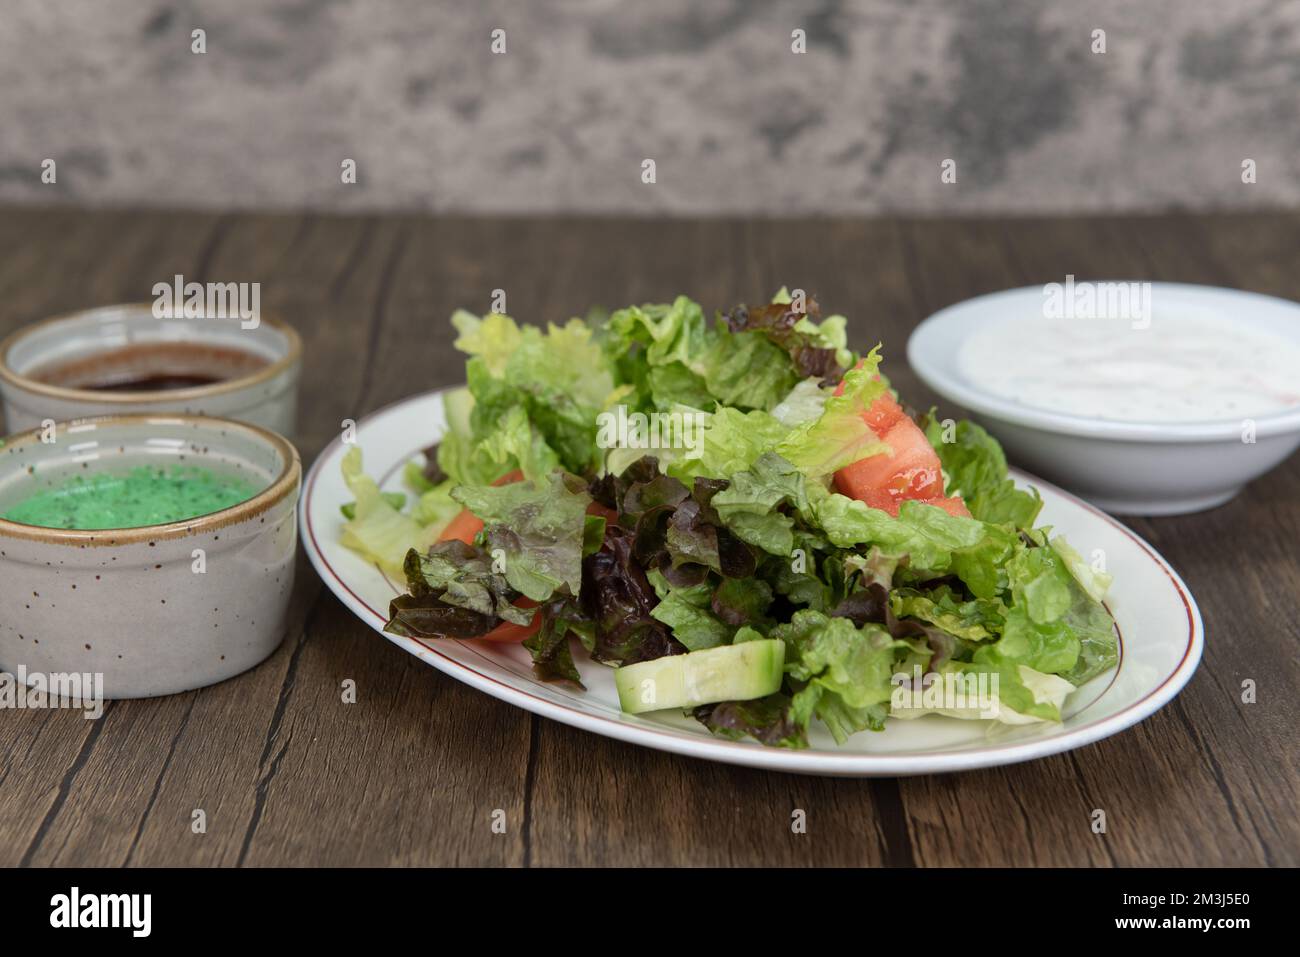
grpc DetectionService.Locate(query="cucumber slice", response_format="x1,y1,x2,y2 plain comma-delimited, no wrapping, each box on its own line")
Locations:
614,639,785,714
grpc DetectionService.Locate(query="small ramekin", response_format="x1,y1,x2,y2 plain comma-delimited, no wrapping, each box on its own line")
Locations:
0,303,302,436
0,413,301,698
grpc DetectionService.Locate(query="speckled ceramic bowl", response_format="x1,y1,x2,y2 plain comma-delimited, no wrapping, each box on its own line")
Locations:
0,414,300,698
0,303,302,436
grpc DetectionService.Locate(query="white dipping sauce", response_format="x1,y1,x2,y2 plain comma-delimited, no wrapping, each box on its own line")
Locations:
958,315,1300,423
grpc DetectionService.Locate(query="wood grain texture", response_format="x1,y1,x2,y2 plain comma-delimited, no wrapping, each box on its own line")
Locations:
0,206,1295,867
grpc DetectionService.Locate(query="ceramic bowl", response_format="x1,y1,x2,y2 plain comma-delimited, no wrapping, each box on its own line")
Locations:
0,303,302,436
0,413,301,698
908,283,1300,515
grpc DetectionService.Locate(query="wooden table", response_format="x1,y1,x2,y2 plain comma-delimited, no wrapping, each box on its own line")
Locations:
0,207,1295,867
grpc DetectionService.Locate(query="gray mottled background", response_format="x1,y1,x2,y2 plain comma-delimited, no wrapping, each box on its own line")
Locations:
1,0,1297,214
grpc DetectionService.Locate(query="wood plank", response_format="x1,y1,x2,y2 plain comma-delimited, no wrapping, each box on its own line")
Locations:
11,209,319,866
993,214,1298,865
1190,212,1300,300
98,212,417,866
228,214,532,866
0,209,1293,866
0,207,225,866
97,212,400,865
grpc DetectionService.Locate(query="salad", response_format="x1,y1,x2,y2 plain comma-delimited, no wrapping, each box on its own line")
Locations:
339,291,1118,749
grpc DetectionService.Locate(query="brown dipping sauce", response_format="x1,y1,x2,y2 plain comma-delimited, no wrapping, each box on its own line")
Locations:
28,341,269,393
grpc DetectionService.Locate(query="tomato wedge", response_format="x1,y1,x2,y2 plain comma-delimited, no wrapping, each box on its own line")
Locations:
831,361,967,515
437,507,487,546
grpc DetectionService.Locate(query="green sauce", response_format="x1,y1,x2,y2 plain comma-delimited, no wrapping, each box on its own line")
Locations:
2,465,260,530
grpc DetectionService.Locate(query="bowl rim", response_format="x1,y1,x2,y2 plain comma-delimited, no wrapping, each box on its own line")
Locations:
906,281,1300,443
0,302,303,405
0,412,301,545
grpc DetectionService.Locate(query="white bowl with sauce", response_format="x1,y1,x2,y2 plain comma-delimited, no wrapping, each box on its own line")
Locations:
0,303,302,437
908,283,1300,515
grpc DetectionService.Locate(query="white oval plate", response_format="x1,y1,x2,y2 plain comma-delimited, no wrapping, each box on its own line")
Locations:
301,389,1204,777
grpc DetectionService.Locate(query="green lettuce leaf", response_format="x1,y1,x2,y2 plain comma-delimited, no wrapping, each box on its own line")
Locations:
776,349,890,477
708,452,808,556
889,662,1074,724
409,479,462,531
771,377,829,427
1050,535,1114,603
451,471,591,601
1049,539,1119,685
772,609,908,743
891,585,1006,641
697,327,798,410
925,417,1042,528
605,295,802,412
666,407,789,481
648,582,732,651
793,682,890,742
339,447,437,576
450,311,616,478
811,486,987,572
450,309,523,376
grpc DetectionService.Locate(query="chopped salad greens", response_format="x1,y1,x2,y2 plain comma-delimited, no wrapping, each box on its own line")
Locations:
340,291,1118,748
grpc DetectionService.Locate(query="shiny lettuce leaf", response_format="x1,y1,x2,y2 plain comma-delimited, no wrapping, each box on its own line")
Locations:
771,377,829,427
792,683,890,743
449,310,615,478
924,417,1042,529
523,598,594,685
699,328,798,411
666,406,789,481
891,585,1006,641
771,610,907,745
604,294,809,413
452,471,591,601
811,485,987,572
410,479,463,531
775,611,907,710
649,582,732,651
708,452,807,556
776,350,891,478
